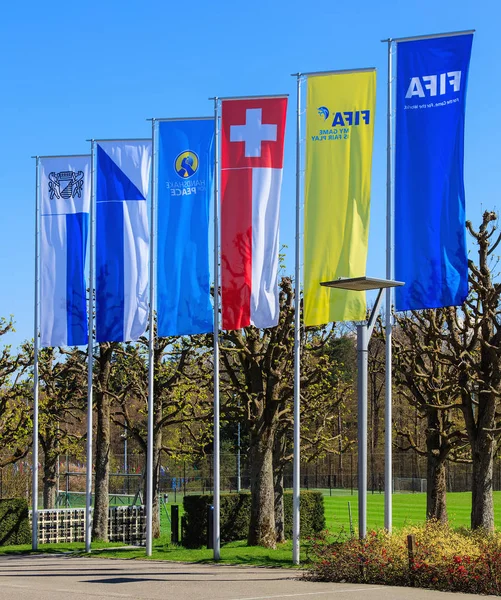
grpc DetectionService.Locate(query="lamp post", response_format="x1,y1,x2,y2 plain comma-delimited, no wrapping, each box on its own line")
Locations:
320,277,403,538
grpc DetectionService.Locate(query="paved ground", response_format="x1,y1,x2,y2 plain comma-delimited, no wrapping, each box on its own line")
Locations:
0,555,487,600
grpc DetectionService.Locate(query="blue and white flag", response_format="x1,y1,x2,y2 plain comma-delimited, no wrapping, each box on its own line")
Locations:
395,33,473,311
157,119,214,337
40,155,90,347
96,140,151,342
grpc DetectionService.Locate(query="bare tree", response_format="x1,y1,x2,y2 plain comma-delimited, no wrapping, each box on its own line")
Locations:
220,277,338,547
38,347,87,508
219,278,296,548
112,335,212,538
393,211,501,529
444,211,501,530
92,342,131,541
393,309,468,522
0,319,31,468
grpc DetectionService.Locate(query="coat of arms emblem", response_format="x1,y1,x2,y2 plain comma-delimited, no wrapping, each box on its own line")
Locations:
48,171,84,200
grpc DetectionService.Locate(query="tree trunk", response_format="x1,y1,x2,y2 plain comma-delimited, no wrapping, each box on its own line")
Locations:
338,408,343,487
426,457,447,523
248,426,276,548
471,436,495,531
462,367,497,531
273,469,285,544
425,409,447,523
273,428,286,544
152,453,161,539
370,394,376,494
42,436,58,509
469,338,499,531
92,344,112,541
92,388,110,540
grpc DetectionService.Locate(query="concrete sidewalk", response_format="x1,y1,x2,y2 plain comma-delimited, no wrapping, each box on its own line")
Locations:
0,555,486,600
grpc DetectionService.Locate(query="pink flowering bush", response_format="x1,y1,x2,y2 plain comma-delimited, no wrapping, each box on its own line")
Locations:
305,521,501,595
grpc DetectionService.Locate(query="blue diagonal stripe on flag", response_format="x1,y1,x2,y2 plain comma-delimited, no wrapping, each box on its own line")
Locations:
96,145,145,202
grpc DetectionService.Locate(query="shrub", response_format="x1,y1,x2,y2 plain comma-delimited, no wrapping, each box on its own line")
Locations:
284,491,326,538
182,491,324,548
306,520,501,595
0,498,31,546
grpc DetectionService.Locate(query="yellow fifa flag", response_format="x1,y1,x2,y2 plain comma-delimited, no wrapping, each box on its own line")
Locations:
304,70,376,325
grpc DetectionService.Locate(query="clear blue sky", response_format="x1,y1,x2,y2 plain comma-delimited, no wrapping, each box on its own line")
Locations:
0,0,499,350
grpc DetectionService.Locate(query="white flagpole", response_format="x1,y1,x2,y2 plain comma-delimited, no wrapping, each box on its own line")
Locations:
292,73,302,565
212,97,221,561
380,30,474,530
85,141,96,552
384,39,394,532
32,156,40,550
146,119,157,556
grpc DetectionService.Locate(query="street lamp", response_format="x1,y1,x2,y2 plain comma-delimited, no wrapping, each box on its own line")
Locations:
320,277,404,538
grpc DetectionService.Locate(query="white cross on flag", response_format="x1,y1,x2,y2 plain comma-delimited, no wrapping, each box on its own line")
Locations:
221,96,288,330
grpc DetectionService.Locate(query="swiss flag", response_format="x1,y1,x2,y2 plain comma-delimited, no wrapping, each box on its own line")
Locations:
221,97,288,330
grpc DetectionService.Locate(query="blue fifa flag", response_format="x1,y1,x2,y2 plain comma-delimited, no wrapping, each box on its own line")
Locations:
96,140,151,342
40,156,90,347
395,33,473,311
157,119,214,337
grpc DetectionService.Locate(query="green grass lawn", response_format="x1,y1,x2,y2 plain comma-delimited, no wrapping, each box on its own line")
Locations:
322,490,487,532
4,490,501,564
0,537,300,566
161,489,501,537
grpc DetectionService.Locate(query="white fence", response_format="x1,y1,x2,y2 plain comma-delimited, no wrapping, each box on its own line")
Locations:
30,505,146,545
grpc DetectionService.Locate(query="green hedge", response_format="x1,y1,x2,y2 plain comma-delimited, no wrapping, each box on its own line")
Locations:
284,490,325,538
182,491,325,548
0,499,31,546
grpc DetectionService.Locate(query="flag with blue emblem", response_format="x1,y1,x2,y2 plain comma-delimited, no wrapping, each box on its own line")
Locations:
40,155,90,347
395,33,474,311
157,118,214,337
96,140,151,342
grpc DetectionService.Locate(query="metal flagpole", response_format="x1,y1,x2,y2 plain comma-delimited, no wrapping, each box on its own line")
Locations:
383,38,394,532
357,322,368,538
215,94,288,101
146,119,157,556
32,156,40,550
212,97,221,561
292,73,302,566
85,141,96,552
390,29,475,44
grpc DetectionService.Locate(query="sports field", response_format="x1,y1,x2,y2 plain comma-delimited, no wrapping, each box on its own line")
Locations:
59,489,501,535
159,490,501,536
321,490,499,532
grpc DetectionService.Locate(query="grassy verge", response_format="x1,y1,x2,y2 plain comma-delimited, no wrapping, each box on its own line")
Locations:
0,537,303,567
0,540,127,556
87,538,303,566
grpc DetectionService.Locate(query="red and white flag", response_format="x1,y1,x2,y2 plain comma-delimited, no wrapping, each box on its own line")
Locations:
221,96,288,330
